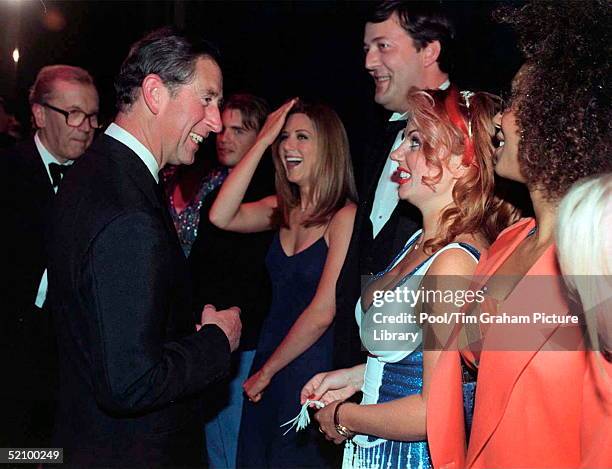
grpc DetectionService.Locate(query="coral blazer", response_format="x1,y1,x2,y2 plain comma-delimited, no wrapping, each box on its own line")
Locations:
427,218,612,469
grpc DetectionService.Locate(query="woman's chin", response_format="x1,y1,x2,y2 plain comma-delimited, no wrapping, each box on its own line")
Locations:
398,187,417,204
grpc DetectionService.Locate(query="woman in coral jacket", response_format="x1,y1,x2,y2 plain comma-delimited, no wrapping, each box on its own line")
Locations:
427,2,611,468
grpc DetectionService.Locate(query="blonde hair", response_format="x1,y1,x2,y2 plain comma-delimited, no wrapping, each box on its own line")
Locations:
556,173,612,356
271,101,357,228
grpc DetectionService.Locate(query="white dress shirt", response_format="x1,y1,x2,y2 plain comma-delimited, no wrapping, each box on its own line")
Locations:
33,132,73,308
369,79,451,238
34,131,74,195
105,122,160,183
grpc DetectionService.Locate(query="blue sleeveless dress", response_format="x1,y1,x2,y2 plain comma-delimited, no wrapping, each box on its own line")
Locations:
237,233,335,468
344,230,480,469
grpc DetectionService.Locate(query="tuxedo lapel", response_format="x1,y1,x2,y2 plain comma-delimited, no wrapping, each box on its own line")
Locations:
362,121,405,213
100,135,182,251
20,140,55,200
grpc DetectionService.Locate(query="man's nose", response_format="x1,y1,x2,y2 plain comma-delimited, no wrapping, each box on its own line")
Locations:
77,117,94,132
205,106,222,134
365,48,379,71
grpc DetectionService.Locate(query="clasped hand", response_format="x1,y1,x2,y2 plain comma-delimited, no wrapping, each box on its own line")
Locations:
197,304,242,352
243,368,272,402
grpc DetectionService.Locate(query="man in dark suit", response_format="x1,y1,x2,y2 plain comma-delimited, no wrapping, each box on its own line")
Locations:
0,65,99,448
46,28,241,467
334,1,456,368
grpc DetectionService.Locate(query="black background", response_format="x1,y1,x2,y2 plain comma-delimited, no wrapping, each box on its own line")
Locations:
0,0,523,167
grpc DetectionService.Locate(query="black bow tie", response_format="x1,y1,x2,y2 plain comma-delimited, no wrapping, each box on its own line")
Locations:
49,162,70,188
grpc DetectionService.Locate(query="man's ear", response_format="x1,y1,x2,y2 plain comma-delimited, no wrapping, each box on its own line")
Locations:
31,103,45,129
422,40,441,68
141,74,167,115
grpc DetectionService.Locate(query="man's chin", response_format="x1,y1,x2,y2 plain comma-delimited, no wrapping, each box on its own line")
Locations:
374,92,392,109
67,143,89,158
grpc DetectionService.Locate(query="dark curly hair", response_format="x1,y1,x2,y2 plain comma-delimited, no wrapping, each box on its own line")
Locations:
497,1,612,201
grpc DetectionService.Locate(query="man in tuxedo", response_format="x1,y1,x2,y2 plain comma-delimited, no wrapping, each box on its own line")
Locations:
334,1,456,368
0,65,99,448
46,28,241,467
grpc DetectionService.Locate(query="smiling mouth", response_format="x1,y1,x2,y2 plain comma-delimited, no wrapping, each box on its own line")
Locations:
190,132,204,144
285,156,303,168
391,167,412,184
372,75,390,88
493,133,505,149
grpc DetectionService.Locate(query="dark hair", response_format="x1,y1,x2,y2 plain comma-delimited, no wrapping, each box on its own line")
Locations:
115,27,221,112
497,1,612,200
223,93,269,133
29,65,95,105
368,0,455,74
271,101,357,228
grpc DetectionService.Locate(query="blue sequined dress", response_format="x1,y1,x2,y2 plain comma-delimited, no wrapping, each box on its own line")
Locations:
165,166,228,257
344,230,480,469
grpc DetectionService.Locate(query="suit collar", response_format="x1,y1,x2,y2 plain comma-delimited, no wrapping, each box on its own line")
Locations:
15,137,55,199
104,123,160,183
34,131,73,189
94,135,182,250
363,124,404,207
95,134,161,210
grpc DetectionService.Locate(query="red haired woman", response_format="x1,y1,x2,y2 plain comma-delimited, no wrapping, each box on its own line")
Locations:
303,87,517,468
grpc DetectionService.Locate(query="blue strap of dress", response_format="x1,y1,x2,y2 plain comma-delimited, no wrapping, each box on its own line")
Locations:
457,242,481,260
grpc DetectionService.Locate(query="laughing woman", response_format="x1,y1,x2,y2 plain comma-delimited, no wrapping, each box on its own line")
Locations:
209,99,357,468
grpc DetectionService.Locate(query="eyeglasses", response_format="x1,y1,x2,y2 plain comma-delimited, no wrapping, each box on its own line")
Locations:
41,102,101,129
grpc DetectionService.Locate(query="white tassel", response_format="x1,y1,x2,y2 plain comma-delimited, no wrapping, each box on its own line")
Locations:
279,399,325,435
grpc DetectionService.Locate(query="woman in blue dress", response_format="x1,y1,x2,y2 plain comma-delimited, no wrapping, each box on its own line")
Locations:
209,98,357,467
302,87,519,468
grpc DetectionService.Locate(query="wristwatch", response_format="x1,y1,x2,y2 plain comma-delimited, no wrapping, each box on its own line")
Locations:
334,402,356,439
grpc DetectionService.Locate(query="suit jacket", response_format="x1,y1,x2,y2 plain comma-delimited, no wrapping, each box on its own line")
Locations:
0,138,58,446
334,119,421,368
427,219,612,468
1,138,54,343
47,134,231,467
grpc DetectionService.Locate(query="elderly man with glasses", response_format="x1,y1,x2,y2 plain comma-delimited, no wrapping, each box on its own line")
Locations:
0,64,99,450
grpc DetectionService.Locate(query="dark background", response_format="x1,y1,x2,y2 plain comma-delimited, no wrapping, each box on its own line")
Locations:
0,0,523,167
